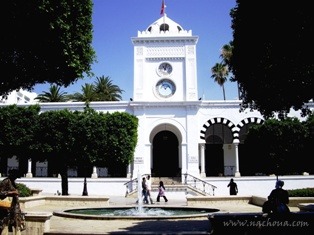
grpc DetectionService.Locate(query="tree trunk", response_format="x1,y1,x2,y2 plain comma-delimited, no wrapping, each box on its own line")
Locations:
61,166,69,195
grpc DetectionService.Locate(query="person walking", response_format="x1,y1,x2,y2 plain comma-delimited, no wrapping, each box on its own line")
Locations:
0,169,26,235
227,178,238,195
156,181,168,202
141,177,149,204
263,180,290,214
146,175,154,204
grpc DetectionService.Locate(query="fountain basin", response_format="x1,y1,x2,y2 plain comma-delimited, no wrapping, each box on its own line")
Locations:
53,206,219,220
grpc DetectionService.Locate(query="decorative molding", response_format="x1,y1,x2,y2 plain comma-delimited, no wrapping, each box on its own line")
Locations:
146,46,184,57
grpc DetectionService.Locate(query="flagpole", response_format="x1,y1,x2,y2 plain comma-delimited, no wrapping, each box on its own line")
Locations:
161,0,166,31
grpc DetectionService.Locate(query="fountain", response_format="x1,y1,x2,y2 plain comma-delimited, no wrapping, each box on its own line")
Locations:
137,171,144,214
53,173,219,220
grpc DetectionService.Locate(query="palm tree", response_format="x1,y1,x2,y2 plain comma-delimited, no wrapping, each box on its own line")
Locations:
67,83,98,102
220,42,233,66
220,41,240,99
35,84,68,102
93,76,124,101
211,62,228,100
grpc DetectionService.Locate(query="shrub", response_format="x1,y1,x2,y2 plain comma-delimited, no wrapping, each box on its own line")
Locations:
287,188,314,197
16,183,32,197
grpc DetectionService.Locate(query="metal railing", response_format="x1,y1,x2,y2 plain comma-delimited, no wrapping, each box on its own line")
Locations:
124,177,138,197
125,173,218,197
183,173,217,196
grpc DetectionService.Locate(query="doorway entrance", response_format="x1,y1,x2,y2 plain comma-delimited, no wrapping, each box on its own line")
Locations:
152,130,179,177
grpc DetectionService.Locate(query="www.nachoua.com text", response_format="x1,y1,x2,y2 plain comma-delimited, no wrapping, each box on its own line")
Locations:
223,218,309,228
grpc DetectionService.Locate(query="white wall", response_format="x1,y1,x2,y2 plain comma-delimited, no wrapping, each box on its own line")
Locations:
7,175,314,198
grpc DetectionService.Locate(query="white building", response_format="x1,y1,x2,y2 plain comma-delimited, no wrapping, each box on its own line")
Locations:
1,13,313,183
0,89,37,104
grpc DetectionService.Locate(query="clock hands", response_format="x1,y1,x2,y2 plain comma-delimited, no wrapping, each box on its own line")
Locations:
162,83,171,90
159,63,172,75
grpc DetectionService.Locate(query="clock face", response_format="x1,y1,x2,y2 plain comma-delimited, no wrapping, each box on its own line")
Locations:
158,62,173,76
156,79,176,98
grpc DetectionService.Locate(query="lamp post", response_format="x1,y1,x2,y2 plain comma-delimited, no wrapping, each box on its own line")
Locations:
82,166,88,196
82,177,88,196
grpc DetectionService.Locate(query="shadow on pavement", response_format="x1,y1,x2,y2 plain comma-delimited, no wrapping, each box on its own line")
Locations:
109,219,210,234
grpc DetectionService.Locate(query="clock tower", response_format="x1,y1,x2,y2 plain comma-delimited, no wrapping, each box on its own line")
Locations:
132,14,199,102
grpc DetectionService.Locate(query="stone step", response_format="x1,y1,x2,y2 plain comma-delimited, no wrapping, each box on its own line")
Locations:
151,177,181,185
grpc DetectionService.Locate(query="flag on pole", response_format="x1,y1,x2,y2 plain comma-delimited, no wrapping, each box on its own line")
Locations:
160,0,165,15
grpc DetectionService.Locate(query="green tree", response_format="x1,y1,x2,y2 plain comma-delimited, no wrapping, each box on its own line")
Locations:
245,118,308,175
0,104,138,193
71,108,108,171
67,83,97,103
220,41,233,66
103,112,138,176
35,85,68,102
33,109,79,195
0,0,96,97
211,62,228,100
0,105,40,174
229,1,314,119
94,76,124,101
32,107,138,193
220,41,240,99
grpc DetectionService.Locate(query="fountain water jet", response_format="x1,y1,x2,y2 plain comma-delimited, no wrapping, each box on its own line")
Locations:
136,172,144,214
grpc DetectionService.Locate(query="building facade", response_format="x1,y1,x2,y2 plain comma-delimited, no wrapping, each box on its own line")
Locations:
1,14,312,181
0,89,37,104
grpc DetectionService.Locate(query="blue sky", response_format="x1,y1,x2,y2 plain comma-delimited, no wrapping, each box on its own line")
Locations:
33,0,238,101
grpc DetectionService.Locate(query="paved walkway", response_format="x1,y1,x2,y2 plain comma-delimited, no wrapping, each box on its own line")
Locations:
24,196,299,235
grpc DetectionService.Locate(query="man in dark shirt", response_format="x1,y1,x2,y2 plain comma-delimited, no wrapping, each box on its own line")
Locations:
264,180,290,214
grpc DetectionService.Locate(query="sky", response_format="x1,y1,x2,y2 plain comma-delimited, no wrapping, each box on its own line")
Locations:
33,0,238,101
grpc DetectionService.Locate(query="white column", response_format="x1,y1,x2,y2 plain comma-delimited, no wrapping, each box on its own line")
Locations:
91,166,98,178
26,159,33,178
234,140,241,177
126,164,132,178
200,144,206,178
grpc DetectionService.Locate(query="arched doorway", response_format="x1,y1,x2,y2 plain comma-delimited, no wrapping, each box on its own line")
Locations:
152,130,179,177
204,122,233,176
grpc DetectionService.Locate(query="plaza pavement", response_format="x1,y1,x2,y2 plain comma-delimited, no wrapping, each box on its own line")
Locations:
23,195,300,235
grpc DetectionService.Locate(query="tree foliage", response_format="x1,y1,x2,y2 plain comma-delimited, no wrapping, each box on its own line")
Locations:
35,85,68,102
67,83,98,102
67,76,124,102
229,1,314,119
245,117,309,175
33,109,82,195
93,76,124,101
211,62,228,100
0,105,40,157
0,105,138,194
0,0,96,97
103,112,138,176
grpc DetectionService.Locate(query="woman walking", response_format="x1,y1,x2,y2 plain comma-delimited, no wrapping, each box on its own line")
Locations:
156,181,168,202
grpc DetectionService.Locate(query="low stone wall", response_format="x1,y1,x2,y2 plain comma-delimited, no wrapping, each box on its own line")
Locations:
186,196,253,207
19,195,110,210
250,195,266,206
187,195,314,208
19,195,110,235
30,188,43,196
24,212,52,235
288,197,314,207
